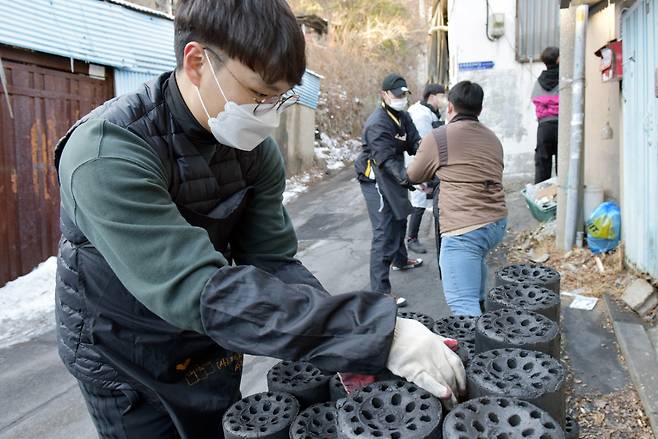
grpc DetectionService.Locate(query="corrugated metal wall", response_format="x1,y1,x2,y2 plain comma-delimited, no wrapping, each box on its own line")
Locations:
0,53,113,284
115,69,160,96
622,0,658,278
0,0,175,74
516,0,560,62
295,70,322,110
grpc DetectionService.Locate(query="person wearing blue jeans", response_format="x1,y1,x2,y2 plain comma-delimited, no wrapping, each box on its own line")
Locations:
407,81,508,316
439,218,507,315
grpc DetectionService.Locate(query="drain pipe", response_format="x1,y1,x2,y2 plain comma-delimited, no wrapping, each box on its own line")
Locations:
563,4,589,251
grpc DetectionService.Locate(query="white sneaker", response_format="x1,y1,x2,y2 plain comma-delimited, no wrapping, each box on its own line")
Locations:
392,294,408,307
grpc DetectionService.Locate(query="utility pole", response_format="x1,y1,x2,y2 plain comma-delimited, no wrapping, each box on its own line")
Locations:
563,4,589,250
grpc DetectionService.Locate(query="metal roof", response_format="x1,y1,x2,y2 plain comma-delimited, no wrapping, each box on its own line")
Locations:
0,0,176,74
1,0,321,108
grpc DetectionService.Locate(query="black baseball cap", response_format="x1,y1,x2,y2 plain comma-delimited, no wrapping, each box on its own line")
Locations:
382,73,410,97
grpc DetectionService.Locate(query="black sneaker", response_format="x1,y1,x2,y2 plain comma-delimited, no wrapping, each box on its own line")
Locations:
391,258,423,271
406,238,427,254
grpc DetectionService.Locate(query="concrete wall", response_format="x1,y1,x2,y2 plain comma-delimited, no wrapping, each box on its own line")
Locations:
447,0,546,177
583,4,621,203
273,105,317,176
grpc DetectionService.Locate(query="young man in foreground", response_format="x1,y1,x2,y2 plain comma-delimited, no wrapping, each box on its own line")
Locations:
55,2,465,436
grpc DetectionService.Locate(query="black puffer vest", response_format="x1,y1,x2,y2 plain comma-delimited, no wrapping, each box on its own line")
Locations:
54,72,260,430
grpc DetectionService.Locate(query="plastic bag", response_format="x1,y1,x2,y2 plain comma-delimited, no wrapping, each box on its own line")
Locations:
586,201,621,254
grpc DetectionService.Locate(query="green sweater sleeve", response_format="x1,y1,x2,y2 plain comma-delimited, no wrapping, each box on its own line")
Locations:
230,138,298,272
58,119,228,333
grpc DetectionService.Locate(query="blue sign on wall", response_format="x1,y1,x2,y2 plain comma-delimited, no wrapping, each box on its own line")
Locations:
458,61,495,71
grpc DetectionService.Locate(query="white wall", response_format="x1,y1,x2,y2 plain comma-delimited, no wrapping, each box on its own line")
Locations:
448,0,546,177
583,4,620,202
273,105,317,176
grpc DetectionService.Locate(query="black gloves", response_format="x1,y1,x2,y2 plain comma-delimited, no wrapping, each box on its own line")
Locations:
381,159,415,191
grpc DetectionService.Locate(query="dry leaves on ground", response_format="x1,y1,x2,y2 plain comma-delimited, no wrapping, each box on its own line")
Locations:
569,389,653,438
502,221,630,299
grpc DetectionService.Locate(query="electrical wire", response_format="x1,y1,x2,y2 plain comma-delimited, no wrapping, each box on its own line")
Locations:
485,0,496,41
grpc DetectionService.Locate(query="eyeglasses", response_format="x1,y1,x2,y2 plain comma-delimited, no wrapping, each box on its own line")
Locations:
204,47,300,115
253,89,300,115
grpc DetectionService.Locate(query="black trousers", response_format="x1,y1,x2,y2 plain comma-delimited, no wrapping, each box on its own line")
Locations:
535,120,559,184
407,207,426,239
360,181,408,293
78,381,180,439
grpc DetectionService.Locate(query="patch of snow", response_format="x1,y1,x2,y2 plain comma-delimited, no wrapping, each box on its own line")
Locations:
315,133,361,171
0,257,57,349
283,170,324,205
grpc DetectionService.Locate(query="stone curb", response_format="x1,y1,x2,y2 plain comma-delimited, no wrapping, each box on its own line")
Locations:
603,294,658,438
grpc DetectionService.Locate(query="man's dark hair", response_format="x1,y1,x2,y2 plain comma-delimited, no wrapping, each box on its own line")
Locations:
422,83,445,101
447,81,484,116
541,47,560,67
174,0,306,85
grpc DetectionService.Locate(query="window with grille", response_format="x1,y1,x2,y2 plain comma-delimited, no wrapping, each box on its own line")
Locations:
516,0,560,62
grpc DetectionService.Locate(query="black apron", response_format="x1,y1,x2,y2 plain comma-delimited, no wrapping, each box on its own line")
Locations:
71,187,253,438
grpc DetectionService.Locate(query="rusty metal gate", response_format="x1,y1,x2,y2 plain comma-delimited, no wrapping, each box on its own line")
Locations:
0,47,113,285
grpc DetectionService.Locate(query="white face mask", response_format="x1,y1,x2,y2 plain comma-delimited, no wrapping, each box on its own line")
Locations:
388,95,408,111
195,51,280,151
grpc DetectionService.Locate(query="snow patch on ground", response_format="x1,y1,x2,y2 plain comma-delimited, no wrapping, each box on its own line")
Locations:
0,257,57,349
282,133,360,205
314,133,361,171
283,170,323,205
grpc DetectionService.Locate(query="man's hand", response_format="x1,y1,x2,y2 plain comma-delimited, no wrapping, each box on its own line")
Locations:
386,318,466,405
380,159,415,191
402,179,416,191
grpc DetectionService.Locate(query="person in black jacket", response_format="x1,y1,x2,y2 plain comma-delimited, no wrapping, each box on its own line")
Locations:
355,74,423,307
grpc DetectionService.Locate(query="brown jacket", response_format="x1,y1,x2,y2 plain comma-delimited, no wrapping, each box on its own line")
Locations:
407,115,507,233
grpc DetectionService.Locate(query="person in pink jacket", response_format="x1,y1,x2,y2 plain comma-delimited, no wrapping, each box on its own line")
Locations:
531,47,560,183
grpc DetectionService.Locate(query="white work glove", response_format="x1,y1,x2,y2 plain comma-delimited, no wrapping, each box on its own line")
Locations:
386,317,466,405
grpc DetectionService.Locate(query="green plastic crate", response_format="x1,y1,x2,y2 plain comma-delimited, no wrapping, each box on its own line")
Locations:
521,188,557,222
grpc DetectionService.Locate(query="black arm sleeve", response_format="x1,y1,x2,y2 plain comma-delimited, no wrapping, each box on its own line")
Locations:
405,116,422,156
200,265,397,374
365,122,398,166
270,260,328,293
380,159,415,190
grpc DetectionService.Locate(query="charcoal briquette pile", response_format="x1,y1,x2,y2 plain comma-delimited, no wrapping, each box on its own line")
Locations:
397,310,435,330
267,360,332,409
466,348,566,426
475,308,560,358
336,380,443,439
486,283,561,323
222,391,299,439
289,401,339,439
432,315,478,367
496,263,561,294
443,396,565,438
222,259,581,438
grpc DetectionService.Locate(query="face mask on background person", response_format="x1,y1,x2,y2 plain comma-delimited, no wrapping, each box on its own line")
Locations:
388,92,408,111
195,50,281,151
